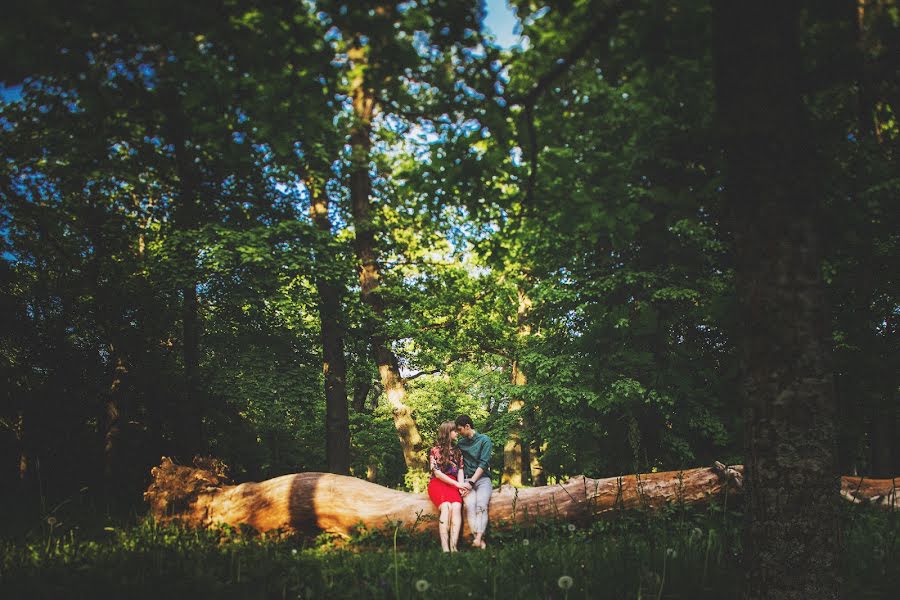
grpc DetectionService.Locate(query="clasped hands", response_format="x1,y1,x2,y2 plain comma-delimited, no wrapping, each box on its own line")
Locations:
458,480,473,498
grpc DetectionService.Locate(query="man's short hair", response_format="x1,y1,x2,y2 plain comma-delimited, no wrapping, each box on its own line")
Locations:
455,414,474,429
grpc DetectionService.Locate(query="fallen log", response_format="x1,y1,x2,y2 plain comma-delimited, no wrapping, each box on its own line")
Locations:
143,457,898,536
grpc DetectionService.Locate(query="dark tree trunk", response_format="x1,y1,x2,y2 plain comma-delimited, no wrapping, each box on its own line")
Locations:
309,188,351,474
102,353,127,483
164,89,204,462
16,409,27,483
870,394,897,478
713,3,840,599
347,44,425,472
352,378,372,413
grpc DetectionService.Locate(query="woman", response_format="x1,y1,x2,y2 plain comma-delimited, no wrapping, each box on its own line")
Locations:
427,420,468,552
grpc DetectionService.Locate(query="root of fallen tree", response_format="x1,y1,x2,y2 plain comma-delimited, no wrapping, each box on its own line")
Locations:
144,458,898,536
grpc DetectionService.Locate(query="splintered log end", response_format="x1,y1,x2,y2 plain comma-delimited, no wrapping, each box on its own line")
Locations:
144,456,230,527
712,461,743,489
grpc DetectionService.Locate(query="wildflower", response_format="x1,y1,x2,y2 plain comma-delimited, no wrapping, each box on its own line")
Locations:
415,579,430,593
557,575,574,590
522,539,529,546
567,523,576,532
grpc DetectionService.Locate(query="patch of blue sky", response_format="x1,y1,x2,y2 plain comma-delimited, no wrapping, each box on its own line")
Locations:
482,0,521,49
0,84,23,103
510,146,523,167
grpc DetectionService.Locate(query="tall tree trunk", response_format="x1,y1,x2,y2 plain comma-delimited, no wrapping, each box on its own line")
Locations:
309,187,351,475
164,89,204,462
502,288,532,486
347,44,425,472
713,3,840,599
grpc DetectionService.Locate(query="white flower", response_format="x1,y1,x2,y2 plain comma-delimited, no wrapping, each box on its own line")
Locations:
557,575,574,590
522,538,530,546
566,523,576,532
415,579,430,593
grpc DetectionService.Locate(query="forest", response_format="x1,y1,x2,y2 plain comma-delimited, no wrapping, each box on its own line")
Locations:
1,1,898,599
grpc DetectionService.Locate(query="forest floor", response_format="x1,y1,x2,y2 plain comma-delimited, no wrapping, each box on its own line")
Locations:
0,500,896,599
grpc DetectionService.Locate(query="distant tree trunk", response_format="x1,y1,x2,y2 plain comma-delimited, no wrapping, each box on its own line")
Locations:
16,409,27,483
529,438,547,486
713,3,840,600
164,89,204,461
503,288,532,486
309,187,351,475
352,378,372,413
102,352,127,482
347,43,425,472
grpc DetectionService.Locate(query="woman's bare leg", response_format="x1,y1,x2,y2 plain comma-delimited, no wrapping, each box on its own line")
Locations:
449,502,462,552
438,503,450,552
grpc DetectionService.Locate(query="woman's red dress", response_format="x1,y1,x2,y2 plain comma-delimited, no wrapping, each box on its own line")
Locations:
427,445,464,506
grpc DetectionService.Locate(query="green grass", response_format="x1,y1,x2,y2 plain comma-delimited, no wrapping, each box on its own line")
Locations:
0,502,896,599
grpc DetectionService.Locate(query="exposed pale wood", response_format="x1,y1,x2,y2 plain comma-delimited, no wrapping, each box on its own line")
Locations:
145,458,898,537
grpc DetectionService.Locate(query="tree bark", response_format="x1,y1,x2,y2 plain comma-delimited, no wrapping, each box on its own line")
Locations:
16,410,27,483
144,458,898,537
347,43,425,472
309,187,351,475
102,353,127,482
164,88,205,462
502,288,532,486
713,3,840,599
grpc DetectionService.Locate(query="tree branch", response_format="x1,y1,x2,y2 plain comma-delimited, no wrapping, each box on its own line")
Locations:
513,0,634,206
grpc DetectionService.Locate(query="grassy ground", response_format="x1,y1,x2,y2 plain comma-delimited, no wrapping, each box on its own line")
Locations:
0,499,896,599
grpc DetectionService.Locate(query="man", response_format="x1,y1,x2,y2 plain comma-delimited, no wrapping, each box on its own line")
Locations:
455,414,492,549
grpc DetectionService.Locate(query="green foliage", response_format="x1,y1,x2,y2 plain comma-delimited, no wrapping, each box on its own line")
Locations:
0,0,896,513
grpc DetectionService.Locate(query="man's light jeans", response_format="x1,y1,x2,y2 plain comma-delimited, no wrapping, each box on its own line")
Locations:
464,477,491,535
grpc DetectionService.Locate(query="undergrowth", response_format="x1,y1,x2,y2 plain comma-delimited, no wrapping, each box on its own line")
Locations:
0,499,896,599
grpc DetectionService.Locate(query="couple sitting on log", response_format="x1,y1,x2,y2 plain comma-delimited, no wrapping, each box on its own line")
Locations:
426,415,493,552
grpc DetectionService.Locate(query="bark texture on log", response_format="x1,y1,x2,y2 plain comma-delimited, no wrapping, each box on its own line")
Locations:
144,458,898,537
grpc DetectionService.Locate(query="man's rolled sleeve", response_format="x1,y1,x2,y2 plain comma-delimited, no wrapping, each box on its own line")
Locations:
477,437,492,469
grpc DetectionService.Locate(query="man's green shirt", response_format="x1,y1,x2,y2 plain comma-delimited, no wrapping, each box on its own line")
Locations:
457,432,492,479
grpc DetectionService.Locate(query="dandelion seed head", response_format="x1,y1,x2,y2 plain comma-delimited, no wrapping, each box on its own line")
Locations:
46,517,57,526
558,575,574,590
415,579,430,593
567,523,576,532
522,539,529,546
